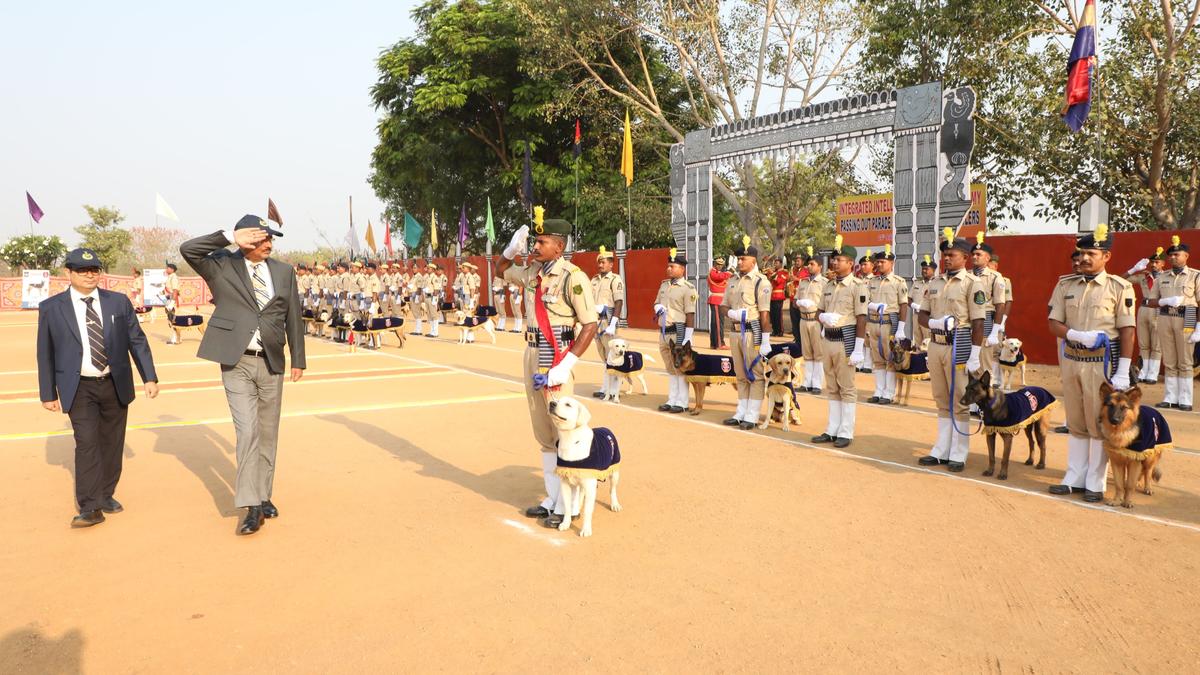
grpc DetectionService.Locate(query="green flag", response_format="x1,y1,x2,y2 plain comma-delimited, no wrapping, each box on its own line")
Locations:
403,211,423,249
485,197,496,244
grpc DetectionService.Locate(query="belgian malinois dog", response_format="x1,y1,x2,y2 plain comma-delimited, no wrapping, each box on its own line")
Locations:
960,371,1050,481
1098,382,1167,509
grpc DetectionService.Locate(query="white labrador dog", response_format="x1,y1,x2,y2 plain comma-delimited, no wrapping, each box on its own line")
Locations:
547,396,622,537
603,338,653,403
452,309,496,344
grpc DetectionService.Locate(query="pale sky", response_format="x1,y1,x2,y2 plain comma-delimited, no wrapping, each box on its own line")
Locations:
1,1,417,253
1,1,1075,256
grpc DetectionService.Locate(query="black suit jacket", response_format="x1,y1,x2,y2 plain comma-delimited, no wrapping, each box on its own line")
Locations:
37,288,158,412
180,231,306,374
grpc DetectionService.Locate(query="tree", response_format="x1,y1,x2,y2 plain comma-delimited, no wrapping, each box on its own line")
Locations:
76,205,132,270
0,234,68,271
129,225,191,273
517,0,869,251
751,154,863,258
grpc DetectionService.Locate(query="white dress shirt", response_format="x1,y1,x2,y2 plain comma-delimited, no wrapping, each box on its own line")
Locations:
70,287,111,377
245,259,275,351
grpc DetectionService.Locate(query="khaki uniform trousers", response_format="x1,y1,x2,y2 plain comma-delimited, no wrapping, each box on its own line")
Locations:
1136,307,1160,359
928,342,969,418
1158,315,1192,378
522,346,575,453
1060,356,1107,439
800,316,824,361
866,319,894,365
821,335,856,403
728,328,766,399
658,334,680,376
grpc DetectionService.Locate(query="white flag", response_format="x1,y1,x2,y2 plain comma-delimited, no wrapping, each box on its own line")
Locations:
155,193,180,221
345,224,362,256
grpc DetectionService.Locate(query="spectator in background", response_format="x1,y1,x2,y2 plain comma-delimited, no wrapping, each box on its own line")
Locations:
129,269,144,309
787,256,806,344
707,257,732,349
769,257,789,337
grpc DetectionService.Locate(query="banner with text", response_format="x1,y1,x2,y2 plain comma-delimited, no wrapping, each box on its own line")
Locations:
836,184,987,248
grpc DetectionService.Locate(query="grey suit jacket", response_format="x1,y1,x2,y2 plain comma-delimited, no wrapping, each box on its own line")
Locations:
180,231,306,374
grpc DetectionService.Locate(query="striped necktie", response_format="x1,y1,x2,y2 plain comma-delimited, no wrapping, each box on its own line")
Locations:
251,263,269,309
82,297,108,371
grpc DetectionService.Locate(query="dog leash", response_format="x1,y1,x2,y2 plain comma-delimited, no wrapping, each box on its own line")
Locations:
1059,332,1114,384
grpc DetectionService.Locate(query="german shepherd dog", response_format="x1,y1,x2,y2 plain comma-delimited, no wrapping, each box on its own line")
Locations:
887,337,926,406
671,340,732,415
960,371,1050,480
1098,382,1167,508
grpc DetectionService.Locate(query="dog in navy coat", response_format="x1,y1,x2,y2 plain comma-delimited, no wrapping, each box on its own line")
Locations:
547,396,622,537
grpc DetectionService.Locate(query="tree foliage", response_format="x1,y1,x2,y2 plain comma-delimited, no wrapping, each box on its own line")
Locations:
76,205,132,270
0,234,68,271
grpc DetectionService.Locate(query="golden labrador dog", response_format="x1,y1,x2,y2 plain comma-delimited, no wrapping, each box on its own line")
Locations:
758,352,801,431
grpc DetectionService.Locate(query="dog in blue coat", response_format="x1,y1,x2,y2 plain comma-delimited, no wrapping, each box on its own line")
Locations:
547,396,622,538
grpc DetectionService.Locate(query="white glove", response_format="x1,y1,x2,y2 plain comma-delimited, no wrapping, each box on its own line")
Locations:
727,308,747,322
502,225,530,259
895,323,907,341
819,312,842,327
966,345,982,372
684,326,694,344
986,325,1002,346
653,303,665,316
595,303,608,314
848,338,865,366
1190,330,1200,344
545,352,578,387
796,298,816,310
759,340,772,357
929,316,953,331
1127,259,1149,275
605,317,618,336
1066,329,1102,348
1159,295,1183,308
910,302,921,313
868,302,885,314
1111,358,1132,390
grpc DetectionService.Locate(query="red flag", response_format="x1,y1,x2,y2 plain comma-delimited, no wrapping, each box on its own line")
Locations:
267,198,284,226
573,119,581,158
384,218,393,256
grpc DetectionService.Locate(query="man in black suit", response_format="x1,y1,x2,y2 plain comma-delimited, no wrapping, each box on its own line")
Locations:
37,248,159,528
181,216,305,536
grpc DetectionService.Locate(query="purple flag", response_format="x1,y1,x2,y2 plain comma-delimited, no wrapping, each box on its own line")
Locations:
458,205,469,246
26,191,44,223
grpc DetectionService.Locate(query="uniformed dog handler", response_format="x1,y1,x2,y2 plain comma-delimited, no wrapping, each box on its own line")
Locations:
720,236,773,430
654,248,697,413
810,236,867,448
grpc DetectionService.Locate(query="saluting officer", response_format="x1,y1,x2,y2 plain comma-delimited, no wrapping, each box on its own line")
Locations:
721,236,773,430
1148,235,1200,410
866,243,909,405
1047,224,1135,502
1124,248,1165,384
909,254,937,348
917,228,985,472
591,245,626,399
654,248,697,413
495,213,598,529
794,247,827,394
969,233,1009,402
811,236,866,448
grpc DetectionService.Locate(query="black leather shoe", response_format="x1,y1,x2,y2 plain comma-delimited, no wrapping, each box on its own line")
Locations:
833,437,851,448
668,406,686,414
810,388,821,396
261,500,278,519
738,421,756,430
524,505,551,518
918,455,948,466
71,510,105,528
947,461,965,472
811,433,836,443
540,513,564,529
101,497,123,514
658,403,673,412
1053,425,1069,434
1048,484,1084,495
878,398,892,405
592,391,606,399
722,417,742,426
237,506,265,536
1156,401,1175,409
1178,405,1193,412
866,396,881,404
1082,490,1104,503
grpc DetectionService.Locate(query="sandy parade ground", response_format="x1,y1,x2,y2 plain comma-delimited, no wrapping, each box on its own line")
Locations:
2,308,1199,673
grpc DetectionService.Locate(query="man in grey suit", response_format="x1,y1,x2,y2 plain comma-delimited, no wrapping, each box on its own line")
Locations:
181,215,306,536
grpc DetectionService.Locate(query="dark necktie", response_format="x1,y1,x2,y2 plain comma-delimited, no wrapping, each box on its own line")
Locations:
82,297,108,371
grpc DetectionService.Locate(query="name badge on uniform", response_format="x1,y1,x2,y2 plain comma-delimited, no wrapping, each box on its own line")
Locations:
1065,295,1075,300
543,294,558,304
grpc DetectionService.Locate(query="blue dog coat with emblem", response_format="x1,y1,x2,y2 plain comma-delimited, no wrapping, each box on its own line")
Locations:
172,315,204,327
459,316,488,328
556,427,621,480
896,352,929,381
607,351,644,375
682,352,737,384
982,386,1059,435
1113,406,1173,461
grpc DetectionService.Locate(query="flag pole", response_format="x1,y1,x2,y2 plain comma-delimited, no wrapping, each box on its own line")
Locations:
348,195,354,260
574,155,580,237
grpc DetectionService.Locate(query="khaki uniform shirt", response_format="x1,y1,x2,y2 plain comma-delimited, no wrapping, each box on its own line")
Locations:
923,268,986,326
910,279,931,309
795,275,826,310
165,272,180,294
819,275,868,328
502,257,598,328
1148,267,1200,307
1002,275,1014,304
1132,272,1156,306
971,267,1007,313
467,272,481,294
654,278,697,323
869,273,908,313
722,268,772,326
366,274,381,296
591,271,626,309
1048,271,1136,337
412,272,429,294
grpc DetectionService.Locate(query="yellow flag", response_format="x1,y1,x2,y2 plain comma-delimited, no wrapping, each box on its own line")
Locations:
430,208,438,250
365,220,377,253
621,109,634,187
